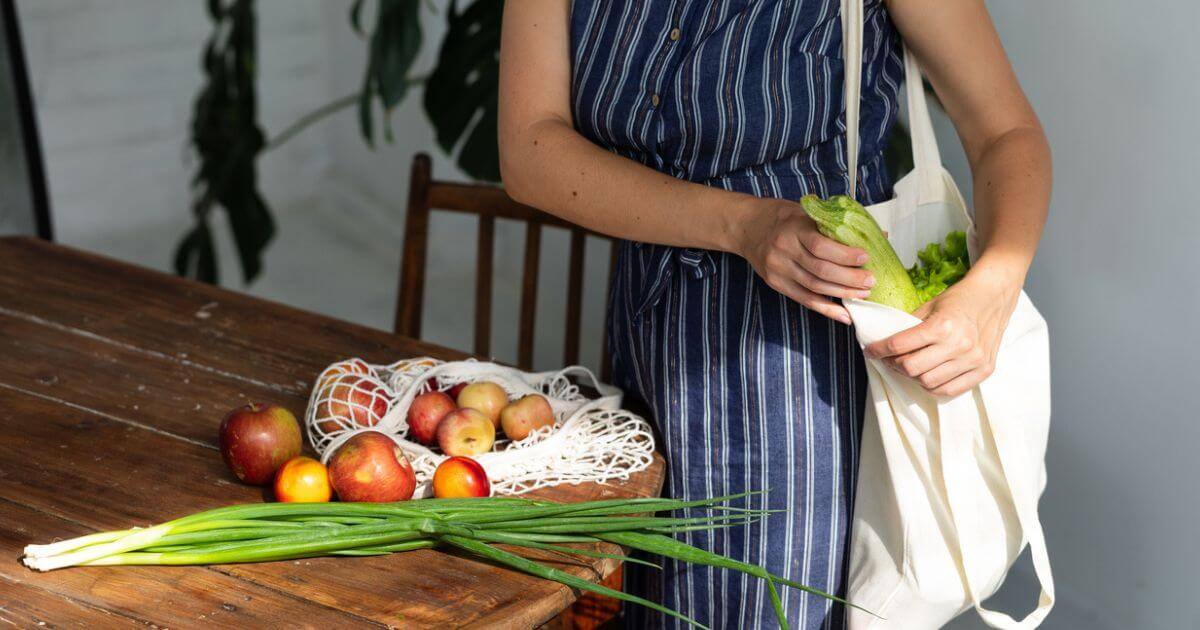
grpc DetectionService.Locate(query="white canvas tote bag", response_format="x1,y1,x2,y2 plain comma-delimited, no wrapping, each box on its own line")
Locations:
839,1,1055,628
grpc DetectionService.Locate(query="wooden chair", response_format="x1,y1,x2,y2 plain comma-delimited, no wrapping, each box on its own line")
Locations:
395,154,626,628
395,153,618,380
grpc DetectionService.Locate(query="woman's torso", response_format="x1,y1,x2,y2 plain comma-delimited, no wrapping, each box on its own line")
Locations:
572,0,904,320
571,0,902,202
572,4,903,626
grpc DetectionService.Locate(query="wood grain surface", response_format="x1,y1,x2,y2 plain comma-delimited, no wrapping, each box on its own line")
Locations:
0,236,664,629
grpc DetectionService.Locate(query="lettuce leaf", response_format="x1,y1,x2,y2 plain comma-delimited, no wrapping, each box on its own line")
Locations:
908,231,970,303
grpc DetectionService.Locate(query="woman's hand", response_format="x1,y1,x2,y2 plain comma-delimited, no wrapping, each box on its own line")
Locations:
738,199,877,324
864,265,1022,397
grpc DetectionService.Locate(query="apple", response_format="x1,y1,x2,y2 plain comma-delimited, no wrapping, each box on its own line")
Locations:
219,403,302,485
315,358,372,391
445,382,468,400
273,456,332,503
432,456,490,498
455,381,508,428
327,431,416,502
499,394,556,441
406,391,456,446
437,408,496,457
315,374,390,433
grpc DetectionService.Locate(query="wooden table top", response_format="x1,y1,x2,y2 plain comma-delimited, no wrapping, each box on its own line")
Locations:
0,236,665,629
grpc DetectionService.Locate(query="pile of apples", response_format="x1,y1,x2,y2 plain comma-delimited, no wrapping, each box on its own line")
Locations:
408,381,556,456
216,379,556,505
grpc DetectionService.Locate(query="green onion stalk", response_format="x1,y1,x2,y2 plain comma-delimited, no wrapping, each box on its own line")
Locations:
23,493,877,629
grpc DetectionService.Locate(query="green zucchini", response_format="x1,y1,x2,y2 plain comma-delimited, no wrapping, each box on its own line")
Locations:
799,194,923,313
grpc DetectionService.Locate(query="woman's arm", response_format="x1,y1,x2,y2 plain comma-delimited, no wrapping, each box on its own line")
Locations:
866,0,1053,396
498,0,876,324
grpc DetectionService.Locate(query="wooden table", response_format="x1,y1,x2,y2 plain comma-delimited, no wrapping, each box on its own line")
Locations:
0,236,664,628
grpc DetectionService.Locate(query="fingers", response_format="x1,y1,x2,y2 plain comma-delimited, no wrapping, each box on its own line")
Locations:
929,367,992,398
909,358,973,392
885,343,958,380
771,278,851,325
865,320,941,359
801,230,870,267
789,260,872,300
797,246,876,290
869,317,996,396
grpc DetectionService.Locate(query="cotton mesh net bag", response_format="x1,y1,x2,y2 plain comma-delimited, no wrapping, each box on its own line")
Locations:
305,357,656,497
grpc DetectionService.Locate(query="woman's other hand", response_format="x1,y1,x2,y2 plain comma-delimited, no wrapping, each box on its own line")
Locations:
864,265,1022,397
739,199,876,324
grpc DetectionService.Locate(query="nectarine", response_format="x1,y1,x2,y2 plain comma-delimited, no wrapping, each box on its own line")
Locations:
274,456,332,503
432,456,490,498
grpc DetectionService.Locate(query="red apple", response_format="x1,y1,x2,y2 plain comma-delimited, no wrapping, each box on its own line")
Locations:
219,403,302,485
499,394,556,441
315,374,390,434
432,456,490,498
327,431,416,502
406,390,456,446
455,381,508,428
437,408,496,456
315,358,372,391
446,382,468,400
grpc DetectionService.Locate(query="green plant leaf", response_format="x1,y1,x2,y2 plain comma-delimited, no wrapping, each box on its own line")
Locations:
177,0,274,285
349,0,366,35
357,0,423,145
173,221,218,283
423,0,503,181
439,534,709,629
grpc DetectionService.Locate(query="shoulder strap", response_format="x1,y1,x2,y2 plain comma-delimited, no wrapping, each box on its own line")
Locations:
841,0,864,198
841,0,942,199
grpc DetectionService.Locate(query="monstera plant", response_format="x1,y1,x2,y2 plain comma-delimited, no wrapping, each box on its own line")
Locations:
176,0,502,284
177,0,915,285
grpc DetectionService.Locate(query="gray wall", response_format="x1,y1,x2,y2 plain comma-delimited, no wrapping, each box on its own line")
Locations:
14,2,1198,627
17,0,611,372
944,2,1200,628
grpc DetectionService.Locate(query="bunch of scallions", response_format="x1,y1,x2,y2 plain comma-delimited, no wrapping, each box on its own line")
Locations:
23,493,872,628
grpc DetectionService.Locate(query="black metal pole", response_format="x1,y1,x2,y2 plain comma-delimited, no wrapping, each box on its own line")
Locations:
2,0,52,241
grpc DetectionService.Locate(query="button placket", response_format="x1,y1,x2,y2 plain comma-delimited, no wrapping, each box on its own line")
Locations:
645,1,689,112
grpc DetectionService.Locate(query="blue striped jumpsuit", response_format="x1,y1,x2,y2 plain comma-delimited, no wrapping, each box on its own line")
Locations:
571,1,904,627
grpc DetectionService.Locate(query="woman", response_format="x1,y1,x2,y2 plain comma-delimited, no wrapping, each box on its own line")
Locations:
499,1,1050,627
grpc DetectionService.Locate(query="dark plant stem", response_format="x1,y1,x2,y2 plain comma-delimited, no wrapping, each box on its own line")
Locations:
265,93,358,151
264,75,428,153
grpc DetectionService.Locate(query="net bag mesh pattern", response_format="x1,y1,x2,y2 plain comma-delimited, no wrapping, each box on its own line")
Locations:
305,358,656,497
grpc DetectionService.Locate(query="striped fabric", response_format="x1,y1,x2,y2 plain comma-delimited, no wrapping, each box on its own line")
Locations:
569,1,903,628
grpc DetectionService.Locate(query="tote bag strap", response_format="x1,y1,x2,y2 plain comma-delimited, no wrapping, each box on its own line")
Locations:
841,0,942,199
841,0,864,198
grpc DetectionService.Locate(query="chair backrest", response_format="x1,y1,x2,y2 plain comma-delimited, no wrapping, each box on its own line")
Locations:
395,154,617,379
0,0,51,240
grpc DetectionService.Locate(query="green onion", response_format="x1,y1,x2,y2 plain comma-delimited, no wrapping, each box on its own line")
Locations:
22,494,875,628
